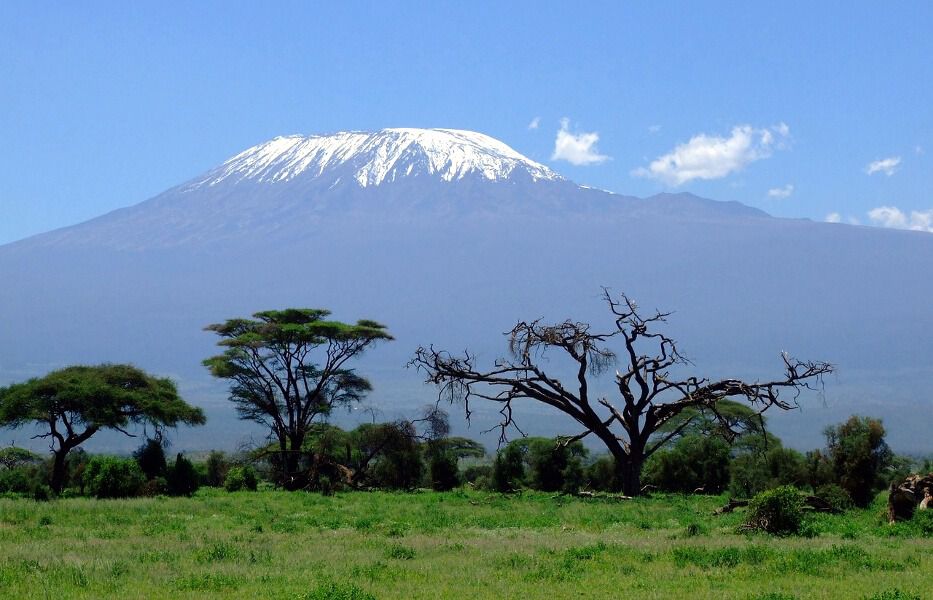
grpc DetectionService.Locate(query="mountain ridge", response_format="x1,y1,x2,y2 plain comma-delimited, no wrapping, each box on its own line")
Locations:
2,130,773,251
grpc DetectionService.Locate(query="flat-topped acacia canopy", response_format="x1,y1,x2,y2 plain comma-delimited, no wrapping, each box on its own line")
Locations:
0,364,205,494
203,308,392,490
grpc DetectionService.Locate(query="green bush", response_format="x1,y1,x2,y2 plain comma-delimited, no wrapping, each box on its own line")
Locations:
65,448,90,493
472,474,492,491
133,439,167,480
490,437,587,493
140,476,169,496
428,451,460,491
461,464,492,485
32,483,52,501
372,447,423,490
909,508,933,536
805,449,835,489
385,543,415,560
351,422,423,490
318,474,334,496
729,447,808,498
167,453,199,496
525,438,588,493
0,465,44,495
585,456,616,492
644,435,731,494
83,456,146,499
492,443,525,492
814,483,854,512
746,485,805,535
224,465,258,492
204,451,229,487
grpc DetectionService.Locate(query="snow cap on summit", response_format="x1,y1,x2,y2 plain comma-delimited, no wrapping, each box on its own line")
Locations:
189,128,562,189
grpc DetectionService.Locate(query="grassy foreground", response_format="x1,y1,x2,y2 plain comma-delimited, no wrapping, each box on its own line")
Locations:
0,489,930,599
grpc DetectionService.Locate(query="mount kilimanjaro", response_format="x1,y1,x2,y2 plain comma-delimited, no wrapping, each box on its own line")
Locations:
1,128,931,452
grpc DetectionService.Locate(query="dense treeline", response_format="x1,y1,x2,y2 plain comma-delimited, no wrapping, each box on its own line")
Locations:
1,412,928,510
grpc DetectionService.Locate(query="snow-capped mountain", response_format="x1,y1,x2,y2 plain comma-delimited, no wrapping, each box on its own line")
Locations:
1,128,931,453
186,128,562,189
13,128,761,250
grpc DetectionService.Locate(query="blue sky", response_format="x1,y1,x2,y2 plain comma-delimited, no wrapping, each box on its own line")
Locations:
1,2,931,243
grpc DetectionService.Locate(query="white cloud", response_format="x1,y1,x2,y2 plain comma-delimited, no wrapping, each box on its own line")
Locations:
527,117,540,130
915,145,924,155
867,206,933,232
551,118,609,166
825,212,841,223
865,156,901,176
632,123,790,185
767,184,794,199
648,124,662,134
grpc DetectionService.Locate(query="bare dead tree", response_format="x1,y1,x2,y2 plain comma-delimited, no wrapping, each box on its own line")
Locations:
410,290,832,496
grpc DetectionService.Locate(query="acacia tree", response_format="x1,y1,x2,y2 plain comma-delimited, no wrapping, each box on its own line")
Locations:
0,364,205,494
203,309,392,489
412,291,832,496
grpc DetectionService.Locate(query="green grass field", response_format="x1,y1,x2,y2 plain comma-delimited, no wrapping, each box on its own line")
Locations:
0,489,930,599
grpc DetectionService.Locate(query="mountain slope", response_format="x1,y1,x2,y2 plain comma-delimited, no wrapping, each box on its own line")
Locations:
1,128,930,453
9,129,766,251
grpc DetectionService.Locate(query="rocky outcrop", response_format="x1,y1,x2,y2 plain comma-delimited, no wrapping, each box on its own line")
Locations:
887,473,933,523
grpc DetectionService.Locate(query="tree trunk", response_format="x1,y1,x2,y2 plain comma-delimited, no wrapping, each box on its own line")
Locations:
277,437,292,489
282,433,305,490
284,454,301,489
50,448,69,495
617,455,644,497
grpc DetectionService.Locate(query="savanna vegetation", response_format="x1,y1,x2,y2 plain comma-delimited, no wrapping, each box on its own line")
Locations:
0,489,930,599
0,296,930,599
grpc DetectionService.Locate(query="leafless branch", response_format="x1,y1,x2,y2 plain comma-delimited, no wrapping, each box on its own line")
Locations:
412,290,833,496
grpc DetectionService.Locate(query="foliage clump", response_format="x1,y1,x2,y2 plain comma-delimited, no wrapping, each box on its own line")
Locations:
82,456,146,499
490,437,586,493
0,448,47,498
746,485,805,535
908,509,933,536
167,453,199,496
492,442,525,492
204,451,229,487
813,483,854,512
643,435,730,494
822,416,893,507
729,446,808,498
428,450,460,491
134,439,167,480
224,465,258,492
